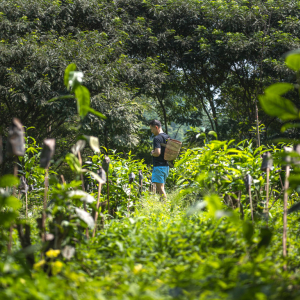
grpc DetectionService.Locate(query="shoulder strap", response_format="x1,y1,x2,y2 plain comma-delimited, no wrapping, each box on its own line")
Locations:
159,133,169,147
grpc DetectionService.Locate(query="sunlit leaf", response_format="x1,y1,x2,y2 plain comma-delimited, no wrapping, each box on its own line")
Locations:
265,83,294,96
286,53,300,71
75,85,90,119
208,131,218,139
205,194,222,217
258,94,298,121
68,190,95,203
196,133,206,139
75,208,95,228
65,153,81,174
64,63,77,88
48,95,75,103
88,107,107,120
71,140,86,155
88,136,100,153
0,175,19,188
82,169,106,184
5,196,22,209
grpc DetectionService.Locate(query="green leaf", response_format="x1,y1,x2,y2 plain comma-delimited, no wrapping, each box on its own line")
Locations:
82,169,106,184
208,131,218,139
48,95,74,103
281,122,300,132
88,107,107,120
205,194,223,217
64,63,77,88
88,136,100,153
258,94,298,121
196,132,206,139
286,53,300,71
5,196,22,209
65,153,81,174
265,83,294,96
75,208,95,228
75,85,90,119
68,190,95,203
0,175,19,188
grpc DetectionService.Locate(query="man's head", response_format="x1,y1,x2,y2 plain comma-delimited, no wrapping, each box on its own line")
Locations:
149,119,162,136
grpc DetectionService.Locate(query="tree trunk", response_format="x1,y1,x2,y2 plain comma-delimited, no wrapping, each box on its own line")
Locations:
157,97,168,134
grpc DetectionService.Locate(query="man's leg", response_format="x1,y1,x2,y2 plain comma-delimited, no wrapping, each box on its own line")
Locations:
155,182,166,199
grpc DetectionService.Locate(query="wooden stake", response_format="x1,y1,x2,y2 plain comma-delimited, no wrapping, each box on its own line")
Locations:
106,171,110,214
8,157,19,253
238,191,244,219
249,186,254,223
60,174,66,184
265,167,270,225
42,168,49,242
25,192,28,218
140,179,143,196
128,186,131,213
77,151,89,238
92,183,102,238
283,165,290,270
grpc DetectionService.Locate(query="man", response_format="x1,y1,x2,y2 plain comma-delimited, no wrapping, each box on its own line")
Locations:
149,119,170,199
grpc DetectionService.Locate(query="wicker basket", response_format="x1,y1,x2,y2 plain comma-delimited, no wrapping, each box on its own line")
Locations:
164,139,182,161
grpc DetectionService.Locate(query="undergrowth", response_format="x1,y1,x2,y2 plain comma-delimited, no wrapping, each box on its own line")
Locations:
2,193,300,300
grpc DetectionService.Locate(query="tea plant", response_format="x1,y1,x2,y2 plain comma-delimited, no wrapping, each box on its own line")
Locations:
3,52,300,300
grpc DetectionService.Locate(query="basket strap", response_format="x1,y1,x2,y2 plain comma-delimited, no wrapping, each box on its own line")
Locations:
160,143,167,147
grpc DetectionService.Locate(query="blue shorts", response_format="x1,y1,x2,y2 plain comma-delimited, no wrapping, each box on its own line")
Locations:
152,166,169,184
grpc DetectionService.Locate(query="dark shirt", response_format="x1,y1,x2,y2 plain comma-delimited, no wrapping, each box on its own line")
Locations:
153,132,170,166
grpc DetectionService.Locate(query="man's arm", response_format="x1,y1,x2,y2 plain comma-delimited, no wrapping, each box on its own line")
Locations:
152,135,162,157
151,148,161,157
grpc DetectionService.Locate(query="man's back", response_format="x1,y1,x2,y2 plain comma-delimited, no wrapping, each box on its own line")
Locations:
153,132,170,166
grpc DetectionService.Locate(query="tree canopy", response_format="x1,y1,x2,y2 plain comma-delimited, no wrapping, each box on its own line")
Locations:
1,0,300,165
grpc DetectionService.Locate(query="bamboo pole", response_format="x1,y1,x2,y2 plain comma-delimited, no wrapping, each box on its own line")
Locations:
106,171,110,214
8,157,19,253
42,168,49,242
249,186,254,223
238,191,244,219
92,183,102,238
265,167,270,225
60,175,66,184
77,151,89,238
283,165,290,270
128,185,131,214
25,192,28,218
